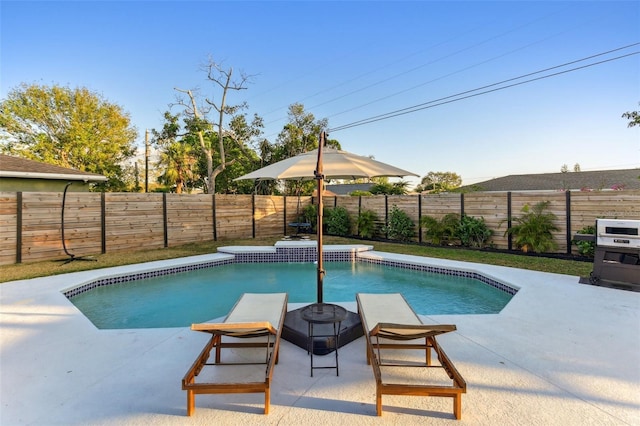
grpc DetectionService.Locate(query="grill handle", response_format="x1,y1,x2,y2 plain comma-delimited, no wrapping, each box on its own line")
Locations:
573,234,596,243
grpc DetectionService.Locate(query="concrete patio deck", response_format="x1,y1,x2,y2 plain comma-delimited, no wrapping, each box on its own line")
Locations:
1,252,639,425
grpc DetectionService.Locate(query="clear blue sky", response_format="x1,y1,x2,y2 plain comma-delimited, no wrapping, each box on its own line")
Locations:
2,1,639,186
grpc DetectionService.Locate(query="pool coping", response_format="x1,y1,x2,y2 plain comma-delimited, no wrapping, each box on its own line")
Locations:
1,244,638,425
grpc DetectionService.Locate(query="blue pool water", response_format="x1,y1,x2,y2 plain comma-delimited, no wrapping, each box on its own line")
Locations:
70,262,513,329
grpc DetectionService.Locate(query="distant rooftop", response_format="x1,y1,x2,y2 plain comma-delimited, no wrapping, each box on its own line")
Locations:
0,154,107,182
463,169,640,192
326,183,375,195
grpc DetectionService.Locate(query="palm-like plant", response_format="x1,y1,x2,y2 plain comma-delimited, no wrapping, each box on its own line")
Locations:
505,201,559,253
356,210,378,239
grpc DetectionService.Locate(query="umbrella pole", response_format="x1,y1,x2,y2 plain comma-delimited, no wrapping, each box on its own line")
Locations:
315,132,326,303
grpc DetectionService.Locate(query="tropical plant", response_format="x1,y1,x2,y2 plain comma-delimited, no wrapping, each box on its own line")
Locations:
572,225,596,257
325,206,351,236
457,215,493,248
420,213,459,245
383,205,415,241
504,201,559,253
356,210,378,239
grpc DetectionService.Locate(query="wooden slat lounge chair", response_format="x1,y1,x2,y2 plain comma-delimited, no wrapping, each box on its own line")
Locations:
356,293,467,419
182,292,288,415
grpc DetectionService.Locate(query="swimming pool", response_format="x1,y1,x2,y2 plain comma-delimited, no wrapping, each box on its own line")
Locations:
69,261,514,329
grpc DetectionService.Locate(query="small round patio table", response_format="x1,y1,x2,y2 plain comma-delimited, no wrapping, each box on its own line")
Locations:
300,303,348,377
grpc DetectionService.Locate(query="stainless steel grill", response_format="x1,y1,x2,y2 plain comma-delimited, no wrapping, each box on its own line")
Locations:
590,219,640,290
596,219,640,249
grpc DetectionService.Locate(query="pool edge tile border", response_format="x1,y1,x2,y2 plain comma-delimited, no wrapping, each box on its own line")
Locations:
63,245,519,300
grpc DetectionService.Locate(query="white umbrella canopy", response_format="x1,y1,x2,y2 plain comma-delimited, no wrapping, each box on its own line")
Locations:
236,136,419,303
235,147,419,181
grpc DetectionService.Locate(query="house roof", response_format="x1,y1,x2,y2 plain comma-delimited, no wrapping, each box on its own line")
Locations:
0,154,107,182
325,183,375,195
464,169,640,192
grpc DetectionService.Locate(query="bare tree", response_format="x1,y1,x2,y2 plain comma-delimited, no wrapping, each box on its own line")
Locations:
174,58,252,194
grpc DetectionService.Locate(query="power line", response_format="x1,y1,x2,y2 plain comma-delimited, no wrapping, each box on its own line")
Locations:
257,7,577,137
328,43,639,133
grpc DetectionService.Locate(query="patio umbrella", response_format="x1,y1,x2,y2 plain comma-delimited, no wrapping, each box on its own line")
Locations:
236,144,418,181
235,132,419,303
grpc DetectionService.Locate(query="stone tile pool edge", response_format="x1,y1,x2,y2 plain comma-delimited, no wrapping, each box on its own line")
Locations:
62,242,519,299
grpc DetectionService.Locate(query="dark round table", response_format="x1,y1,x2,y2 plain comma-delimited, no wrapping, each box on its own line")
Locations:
300,303,348,377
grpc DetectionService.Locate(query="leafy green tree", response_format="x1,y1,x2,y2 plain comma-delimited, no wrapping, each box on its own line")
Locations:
622,104,639,127
0,83,137,191
262,103,336,196
415,171,461,193
275,103,329,159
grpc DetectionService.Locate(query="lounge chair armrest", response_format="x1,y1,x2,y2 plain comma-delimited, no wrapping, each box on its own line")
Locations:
191,321,277,337
371,323,457,340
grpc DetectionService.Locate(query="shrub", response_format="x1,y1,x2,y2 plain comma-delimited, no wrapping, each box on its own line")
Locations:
420,213,459,245
504,201,559,253
384,205,415,241
356,209,378,239
301,204,317,231
325,206,351,236
458,215,493,248
573,225,596,257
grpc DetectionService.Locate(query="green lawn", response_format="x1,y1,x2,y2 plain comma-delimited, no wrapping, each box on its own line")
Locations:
0,236,593,284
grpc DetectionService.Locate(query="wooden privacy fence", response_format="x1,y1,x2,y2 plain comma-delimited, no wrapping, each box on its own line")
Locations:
0,190,638,265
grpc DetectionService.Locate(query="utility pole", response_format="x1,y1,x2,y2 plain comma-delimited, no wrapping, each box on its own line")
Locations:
145,129,149,193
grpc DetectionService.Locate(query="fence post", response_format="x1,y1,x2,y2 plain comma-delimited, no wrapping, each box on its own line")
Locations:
384,195,389,239
16,192,22,264
417,194,422,243
162,193,168,248
357,196,362,237
507,192,512,251
252,194,256,239
101,192,106,254
565,191,572,254
212,193,217,241
460,193,465,216
283,195,288,235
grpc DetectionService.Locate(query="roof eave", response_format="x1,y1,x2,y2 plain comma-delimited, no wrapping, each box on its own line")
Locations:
0,171,108,182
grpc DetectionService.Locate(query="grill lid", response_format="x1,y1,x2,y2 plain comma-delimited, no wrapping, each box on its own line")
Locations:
596,219,640,248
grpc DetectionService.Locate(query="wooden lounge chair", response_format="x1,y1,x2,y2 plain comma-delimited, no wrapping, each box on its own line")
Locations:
356,293,467,419
182,292,288,415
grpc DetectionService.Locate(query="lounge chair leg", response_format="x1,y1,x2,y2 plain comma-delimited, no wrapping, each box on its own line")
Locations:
453,395,461,420
265,388,270,414
186,390,194,416
214,335,222,364
376,390,382,416
425,337,432,365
